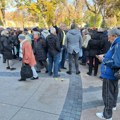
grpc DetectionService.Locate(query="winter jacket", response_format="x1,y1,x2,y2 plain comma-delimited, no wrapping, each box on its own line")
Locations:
1,35,13,60
101,36,120,80
22,40,36,67
87,38,101,57
46,33,61,56
34,37,47,61
65,29,83,54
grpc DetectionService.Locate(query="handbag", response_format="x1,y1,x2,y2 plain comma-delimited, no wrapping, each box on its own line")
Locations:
20,64,33,79
114,69,120,80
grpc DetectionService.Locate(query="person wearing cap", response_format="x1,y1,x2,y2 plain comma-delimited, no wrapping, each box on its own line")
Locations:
18,34,38,81
96,28,120,120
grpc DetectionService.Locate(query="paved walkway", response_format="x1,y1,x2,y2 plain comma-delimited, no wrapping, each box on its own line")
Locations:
0,57,120,120
0,58,82,120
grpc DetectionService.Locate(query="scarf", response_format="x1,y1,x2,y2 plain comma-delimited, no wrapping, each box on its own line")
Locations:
19,40,28,58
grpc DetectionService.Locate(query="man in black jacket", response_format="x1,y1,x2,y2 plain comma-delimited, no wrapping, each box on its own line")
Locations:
46,27,61,78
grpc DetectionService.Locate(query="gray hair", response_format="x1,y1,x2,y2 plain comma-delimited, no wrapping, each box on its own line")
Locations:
50,27,56,34
82,29,89,34
108,28,120,36
1,29,9,36
33,31,40,36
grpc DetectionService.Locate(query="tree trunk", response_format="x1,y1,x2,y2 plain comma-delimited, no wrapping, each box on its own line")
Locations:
0,8,6,26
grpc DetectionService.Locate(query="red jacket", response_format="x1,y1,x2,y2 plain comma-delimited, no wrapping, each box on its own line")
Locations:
22,40,36,67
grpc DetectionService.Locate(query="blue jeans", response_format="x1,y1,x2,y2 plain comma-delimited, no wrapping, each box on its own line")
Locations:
48,53,60,77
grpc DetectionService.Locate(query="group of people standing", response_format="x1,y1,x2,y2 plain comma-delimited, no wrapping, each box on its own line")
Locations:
0,24,120,120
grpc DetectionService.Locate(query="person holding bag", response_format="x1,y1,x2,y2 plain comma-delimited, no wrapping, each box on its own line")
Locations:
18,34,38,81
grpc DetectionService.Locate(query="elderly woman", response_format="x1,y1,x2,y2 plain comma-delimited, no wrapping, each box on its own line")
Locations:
96,28,120,120
18,34,38,81
1,29,16,70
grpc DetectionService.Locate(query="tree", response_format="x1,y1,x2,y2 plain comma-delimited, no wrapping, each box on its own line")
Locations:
85,0,102,27
0,0,6,26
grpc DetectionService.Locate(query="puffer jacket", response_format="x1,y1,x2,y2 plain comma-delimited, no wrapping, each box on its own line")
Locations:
101,36,120,80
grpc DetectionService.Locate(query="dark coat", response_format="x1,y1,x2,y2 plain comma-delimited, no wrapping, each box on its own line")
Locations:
98,31,111,54
1,35,13,60
46,33,61,56
34,37,47,61
87,38,101,57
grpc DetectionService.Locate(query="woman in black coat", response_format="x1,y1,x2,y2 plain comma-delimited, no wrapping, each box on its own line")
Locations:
1,30,16,70
87,31,101,76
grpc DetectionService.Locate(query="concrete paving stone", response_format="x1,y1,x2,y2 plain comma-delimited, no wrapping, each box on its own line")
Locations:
0,103,20,120
11,108,59,120
0,77,43,106
24,78,69,114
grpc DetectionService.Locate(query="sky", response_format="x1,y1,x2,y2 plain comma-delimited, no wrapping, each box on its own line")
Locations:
7,0,92,12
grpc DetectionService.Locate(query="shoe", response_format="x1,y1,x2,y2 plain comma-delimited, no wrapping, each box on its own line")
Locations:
113,107,116,111
80,63,86,66
76,71,81,75
36,71,41,73
18,78,26,81
96,112,112,120
59,69,61,72
6,66,10,69
3,61,6,63
53,75,60,78
61,67,67,69
10,68,16,71
87,72,92,76
94,74,97,76
49,72,53,76
31,77,39,80
66,71,72,75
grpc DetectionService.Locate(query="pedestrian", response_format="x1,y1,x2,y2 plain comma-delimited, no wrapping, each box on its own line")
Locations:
33,31,48,73
65,23,83,75
1,29,16,70
81,29,91,65
96,28,120,120
46,27,61,78
18,34,39,81
87,30,101,76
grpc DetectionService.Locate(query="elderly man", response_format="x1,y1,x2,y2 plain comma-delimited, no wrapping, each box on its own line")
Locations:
65,23,83,75
96,28,120,120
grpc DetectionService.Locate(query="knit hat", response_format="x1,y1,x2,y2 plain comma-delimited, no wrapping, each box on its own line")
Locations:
18,34,26,40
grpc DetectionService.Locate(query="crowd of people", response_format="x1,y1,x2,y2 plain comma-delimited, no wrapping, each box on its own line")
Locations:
0,24,112,78
0,24,120,120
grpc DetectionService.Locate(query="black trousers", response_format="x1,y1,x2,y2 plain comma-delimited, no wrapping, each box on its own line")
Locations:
102,79,119,119
88,56,99,75
68,52,79,73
